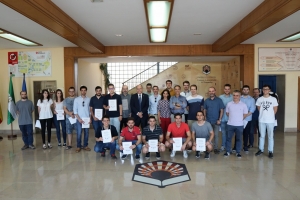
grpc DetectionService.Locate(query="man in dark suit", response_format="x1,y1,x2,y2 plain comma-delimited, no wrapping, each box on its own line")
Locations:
130,84,149,129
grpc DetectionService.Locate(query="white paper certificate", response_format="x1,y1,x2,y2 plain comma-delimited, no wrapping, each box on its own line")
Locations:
122,142,133,154
82,118,90,128
122,99,128,110
172,138,182,151
95,109,103,120
68,117,76,124
102,129,112,143
196,138,206,151
148,140,158,152
109,99,117,111
56,110,64,120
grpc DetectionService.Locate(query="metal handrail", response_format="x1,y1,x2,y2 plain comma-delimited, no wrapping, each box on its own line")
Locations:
122,62,157,85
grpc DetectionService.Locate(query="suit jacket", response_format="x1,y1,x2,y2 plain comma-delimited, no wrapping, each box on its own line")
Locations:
130,93,149,116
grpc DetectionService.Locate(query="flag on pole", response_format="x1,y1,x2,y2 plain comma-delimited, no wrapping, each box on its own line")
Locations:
7,73,17,125
22,73,27,92
0,103,3,124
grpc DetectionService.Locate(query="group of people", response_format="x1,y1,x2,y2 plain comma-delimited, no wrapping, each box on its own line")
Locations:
16,79,278,160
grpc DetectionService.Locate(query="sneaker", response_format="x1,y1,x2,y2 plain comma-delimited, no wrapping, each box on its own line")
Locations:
75,148,81,153
243,148,249,153
195,151,200,158
29,145,36,149
65,146,72,150
183,150,188,158
43,144,47,149
247,144,253,148
268,151,273,159
101,152,106,157
236,153,242,158
224,152,230,157
232,148,236,153
170,150,176,158
47,143,52,149
111,154,117,159
255,150,263,156
121,154,127,159
219,146,225,151
156,152,161,160
63,143,66,147
135,154,140,160
205,152,210,159
58,143,61,146
21,145,29,150
214,149,220,154
145,152,150,160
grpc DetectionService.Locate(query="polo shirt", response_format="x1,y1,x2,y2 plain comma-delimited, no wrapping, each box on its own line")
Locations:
203,96,225,124
186,95,204,120
103,93,122,118
219,94,233,122
120,126,141,141
167,122,190,138
95,125,118,138
226,101,248,126
142,125,163,141
89,95,105,115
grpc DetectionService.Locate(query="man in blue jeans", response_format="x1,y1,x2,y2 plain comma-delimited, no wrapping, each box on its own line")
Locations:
117,117,142,160
94,115,118,159
16,91,35,150
90,86,104,134
224,90,248,158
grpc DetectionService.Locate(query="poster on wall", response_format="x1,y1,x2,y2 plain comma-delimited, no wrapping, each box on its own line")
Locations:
258,48,300,71
8,51,52,77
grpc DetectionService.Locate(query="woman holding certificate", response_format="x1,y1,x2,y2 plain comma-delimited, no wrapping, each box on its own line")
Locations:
53,89,66,147
37,89,54,149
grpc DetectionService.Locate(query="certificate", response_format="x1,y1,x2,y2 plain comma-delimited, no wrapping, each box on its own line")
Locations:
172,138,182,151
82,118,90,128
148,140,158,152
122,142,133,154
196,138,206,151
68,117,76,125
108,99,117,111
102,129,112,143
95,109,103,120
122,99,128,110
56,110,64,120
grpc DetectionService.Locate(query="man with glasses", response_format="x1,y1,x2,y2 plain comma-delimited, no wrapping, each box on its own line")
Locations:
90,86,104,134
63,87,76,150
73,86,91,153
170,85,187,123
148,86,161,124
180,81,191,123
103,83,123,135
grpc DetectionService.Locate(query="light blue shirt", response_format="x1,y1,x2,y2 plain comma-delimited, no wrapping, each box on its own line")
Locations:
240,95,256,121
73,96,91,119
170,95,187,114
148,94,161,114
219,94,233,122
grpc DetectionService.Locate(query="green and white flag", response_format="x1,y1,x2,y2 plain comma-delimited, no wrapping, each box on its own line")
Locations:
7,74,17,125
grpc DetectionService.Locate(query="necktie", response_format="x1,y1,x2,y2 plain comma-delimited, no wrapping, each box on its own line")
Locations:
138,94,142,111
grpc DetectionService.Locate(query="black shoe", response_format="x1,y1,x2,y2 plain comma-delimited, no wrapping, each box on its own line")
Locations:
205,152,210,159
232,148,236,153
29,145,36,149
243,148,249,153
236,153,242,158
21,145,29,150
255,150,263,156
224,152,230,157
247,144,253,148
135,154,140,160
101,152,106,157
121,154,127,159
195,151,200,158
111,154,117,159
214,149,220,154
156,152,161,160
65,146,72,150
268,152,273,159
145,152,150,160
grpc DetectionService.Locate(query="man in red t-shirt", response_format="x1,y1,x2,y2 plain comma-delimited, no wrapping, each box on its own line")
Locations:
117,117,142,160
165,113,192,158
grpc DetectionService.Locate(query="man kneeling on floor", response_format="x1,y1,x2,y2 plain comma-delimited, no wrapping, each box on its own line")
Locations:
94,115,118,159
117,117,142,160
191,111,214,159
142,116,165,160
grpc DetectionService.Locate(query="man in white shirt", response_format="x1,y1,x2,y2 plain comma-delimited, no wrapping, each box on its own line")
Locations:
255,84,278,159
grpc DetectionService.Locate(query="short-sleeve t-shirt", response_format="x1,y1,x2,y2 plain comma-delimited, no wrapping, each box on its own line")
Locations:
191,121,212,140
167,122,190,138
186,95,204,120
63,97,75,113
256,96,278,123
37,99,53,119
103,93,122,117
120,126,141,141
142,125,163,141
16,100,34,125
95,125,118,138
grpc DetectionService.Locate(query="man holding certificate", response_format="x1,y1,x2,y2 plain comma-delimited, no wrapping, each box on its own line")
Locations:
191,111,214,159
90,86,104,134
117,117,142,160
142,116,165,160
94,115,118,159
165,113,192,158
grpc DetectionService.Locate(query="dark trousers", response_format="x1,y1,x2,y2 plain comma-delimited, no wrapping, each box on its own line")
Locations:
134,116,148,129
120,117,128,131
40,118,52,144
94,141,116,155
53,114,66,144
184,114,188,123
227,125,243,153
19,124,33,146
251,120,260,146
233,121,251,150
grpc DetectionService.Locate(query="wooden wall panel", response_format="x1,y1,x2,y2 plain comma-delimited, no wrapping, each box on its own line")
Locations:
221,57,240,91
64,56,75,95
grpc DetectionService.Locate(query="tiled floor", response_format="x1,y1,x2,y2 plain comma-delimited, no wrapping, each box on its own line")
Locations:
0,131,299,200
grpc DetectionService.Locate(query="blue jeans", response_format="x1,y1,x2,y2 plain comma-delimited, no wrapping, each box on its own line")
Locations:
259,122,274,152
116,140,142,155
19,124,33,146
94,140,116,155
76,120,89,148
53,114,66,143
110,117,120,136
92,118,103,133
220,121,228,147
226,125,243,153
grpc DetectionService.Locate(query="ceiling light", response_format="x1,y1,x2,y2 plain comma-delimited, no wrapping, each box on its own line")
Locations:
115,34,123,37
277,31,300,42
0,28,41,46
150,28,167,42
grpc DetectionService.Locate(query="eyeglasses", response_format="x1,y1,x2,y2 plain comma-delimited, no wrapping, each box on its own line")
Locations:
82,101,85,107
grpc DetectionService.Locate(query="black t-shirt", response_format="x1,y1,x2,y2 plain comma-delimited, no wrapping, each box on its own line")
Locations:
103,93,122,117
142,125,163,141
95,125,118,138
89,95,105,113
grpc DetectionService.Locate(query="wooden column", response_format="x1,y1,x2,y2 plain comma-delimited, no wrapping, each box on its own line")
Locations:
240,54,255,93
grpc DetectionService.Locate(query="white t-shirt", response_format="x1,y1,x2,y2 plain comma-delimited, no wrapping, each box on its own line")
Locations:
37,99,53,119
256,96,278,123
54,101,64,111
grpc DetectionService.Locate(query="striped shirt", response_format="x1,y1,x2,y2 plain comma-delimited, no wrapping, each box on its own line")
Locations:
186,95,204,120
142,125,163,141
157,99,171,118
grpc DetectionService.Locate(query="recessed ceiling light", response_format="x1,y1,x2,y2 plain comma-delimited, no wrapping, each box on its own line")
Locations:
0,28,41,46
193,33,201,35
115,34,123,37
277,31,300,42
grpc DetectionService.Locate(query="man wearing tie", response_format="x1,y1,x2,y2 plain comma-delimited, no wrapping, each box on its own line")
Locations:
130,84,149,129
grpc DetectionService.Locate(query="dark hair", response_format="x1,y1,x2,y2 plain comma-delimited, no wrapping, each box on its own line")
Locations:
161,89,171,100
263,84,271,90
80,86,87,91
55,89,64,102
174,85,181,90
102,115,110,121
127,117,135,123
153,86,159,90
196,111,204,117
224,84,231,88
69,87,75,91
233,90,241,95
253,88,259,91
20,90,27,95
174,113,182,119
146,83,152,87
108,83,114,88
166,80,172,84
190,84,197,90
242,85,250,90
183,81,190,85
95,86,102,90
148,116,156,121
39,89,51,102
